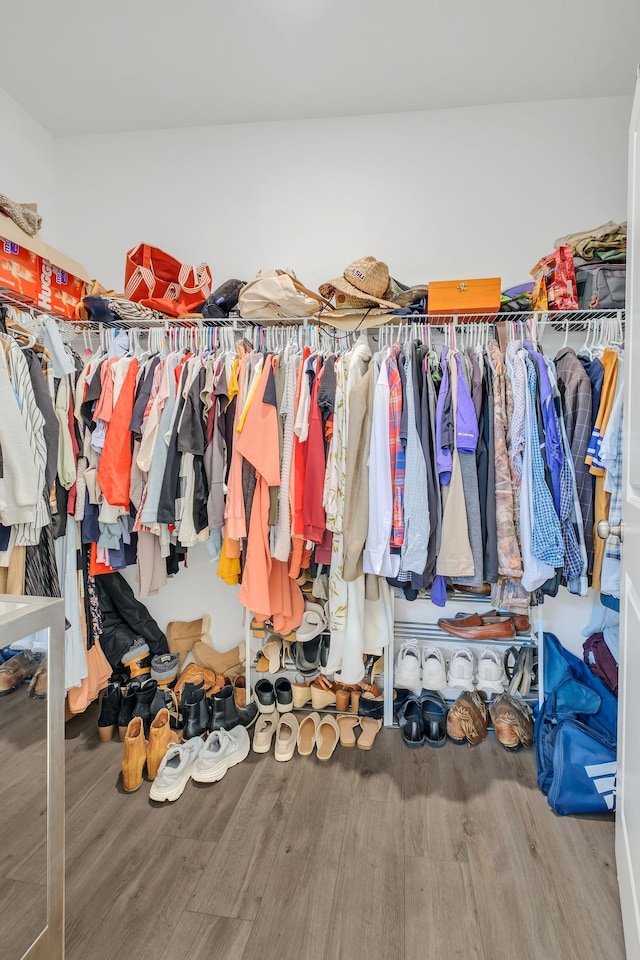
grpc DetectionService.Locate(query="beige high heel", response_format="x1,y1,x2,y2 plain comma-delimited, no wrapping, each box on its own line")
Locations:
292,679,313,708
311,677,337,711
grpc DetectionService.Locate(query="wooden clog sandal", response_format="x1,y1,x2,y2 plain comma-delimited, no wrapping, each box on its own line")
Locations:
250,617,269,641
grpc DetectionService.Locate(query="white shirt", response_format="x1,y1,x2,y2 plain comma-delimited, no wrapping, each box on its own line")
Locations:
363,350,399,578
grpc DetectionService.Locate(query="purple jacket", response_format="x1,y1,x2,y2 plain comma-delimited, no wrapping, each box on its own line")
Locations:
435,347,452,484
454,354,479,454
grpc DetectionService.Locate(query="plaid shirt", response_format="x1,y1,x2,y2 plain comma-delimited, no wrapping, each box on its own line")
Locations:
543,356,586,587
526,357,564,568
387,346,405,547
555,347,594,572
600,383,624,565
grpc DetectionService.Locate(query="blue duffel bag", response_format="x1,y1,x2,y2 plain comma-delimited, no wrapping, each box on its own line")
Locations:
535,632,617,816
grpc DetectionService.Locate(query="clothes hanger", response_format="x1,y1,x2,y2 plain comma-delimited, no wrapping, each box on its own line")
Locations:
580,317,593,357
589,317,601,359
3,307,37,348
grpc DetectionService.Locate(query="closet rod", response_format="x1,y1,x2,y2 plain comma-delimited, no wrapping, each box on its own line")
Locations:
0,290,625,331
66,308,625,329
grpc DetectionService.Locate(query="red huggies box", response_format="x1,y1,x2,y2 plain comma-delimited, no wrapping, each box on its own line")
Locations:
0,212,90,319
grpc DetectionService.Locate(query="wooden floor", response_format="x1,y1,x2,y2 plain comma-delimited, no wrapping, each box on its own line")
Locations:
0,688,48,960
61,704,626,960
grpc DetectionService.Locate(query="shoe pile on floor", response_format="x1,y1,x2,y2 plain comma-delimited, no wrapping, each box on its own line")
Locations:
393,610,536,751
0,649,47,698
113,694,383,802
96,616,386,802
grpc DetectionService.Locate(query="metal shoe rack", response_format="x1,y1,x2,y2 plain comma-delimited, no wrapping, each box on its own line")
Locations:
389,588,542,729
245,618,386,720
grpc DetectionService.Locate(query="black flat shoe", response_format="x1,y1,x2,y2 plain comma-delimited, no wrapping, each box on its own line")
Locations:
255,678,276,714
396,696,425,749
419,690,448,748
274,676,293,713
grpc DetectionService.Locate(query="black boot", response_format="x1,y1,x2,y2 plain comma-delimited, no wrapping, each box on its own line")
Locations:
150,686,184,734
131,678,158,735
233,695,258,730
97,681,122,743
179,678,205,729
183,687,210,739
209,684,240,732
118,681,142,742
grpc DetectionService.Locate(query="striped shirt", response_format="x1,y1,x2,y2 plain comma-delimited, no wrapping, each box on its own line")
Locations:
388,346,405,547
8,340,49,546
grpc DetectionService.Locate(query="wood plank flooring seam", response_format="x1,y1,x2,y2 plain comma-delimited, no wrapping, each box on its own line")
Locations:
181,905,256,924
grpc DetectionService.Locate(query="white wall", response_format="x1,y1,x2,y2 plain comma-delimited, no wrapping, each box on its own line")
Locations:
0,87,57,245
51,94,631,656
54,96,631,294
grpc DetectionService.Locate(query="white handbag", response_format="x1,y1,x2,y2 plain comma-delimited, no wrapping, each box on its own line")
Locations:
238,270,329,320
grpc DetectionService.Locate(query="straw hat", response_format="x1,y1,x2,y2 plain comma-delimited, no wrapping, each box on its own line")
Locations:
319,257,398,310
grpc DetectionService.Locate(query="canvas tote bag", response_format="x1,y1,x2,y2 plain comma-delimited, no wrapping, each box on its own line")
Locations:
238,270,329,320
125,243,212,316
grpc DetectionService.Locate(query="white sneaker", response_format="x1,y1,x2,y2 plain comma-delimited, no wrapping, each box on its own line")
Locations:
420,646,447,690
394,641,422,694
476,649,507,695
191,726,250,783
447,648,476,692
149,737,204,802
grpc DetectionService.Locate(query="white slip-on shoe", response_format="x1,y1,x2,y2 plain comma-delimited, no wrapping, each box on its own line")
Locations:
149,737,204,803
447,648,476,692
274,713,299,762
296,610,327,644
252,713,278,753
191,726,250,783
476,648,508,696
394,641,422,695
420,646,447,691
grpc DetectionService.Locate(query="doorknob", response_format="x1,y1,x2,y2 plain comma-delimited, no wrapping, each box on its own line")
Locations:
597,519,624,542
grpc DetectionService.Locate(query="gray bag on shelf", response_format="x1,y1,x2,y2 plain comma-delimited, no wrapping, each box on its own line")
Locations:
575,261,626,310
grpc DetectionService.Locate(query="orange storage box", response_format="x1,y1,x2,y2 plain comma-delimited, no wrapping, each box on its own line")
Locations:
428,277,501,317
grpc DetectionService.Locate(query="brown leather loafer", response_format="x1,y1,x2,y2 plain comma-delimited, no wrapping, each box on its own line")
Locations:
438,611,530,640
438,618,516,640
454,583,492,596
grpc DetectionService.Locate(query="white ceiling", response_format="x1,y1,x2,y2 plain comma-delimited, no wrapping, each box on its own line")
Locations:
3,0,640,137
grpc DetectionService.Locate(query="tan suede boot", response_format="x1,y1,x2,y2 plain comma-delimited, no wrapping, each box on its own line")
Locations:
147,708,178,780
192,640,245,679
166,616,212,670
121,717,147,792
